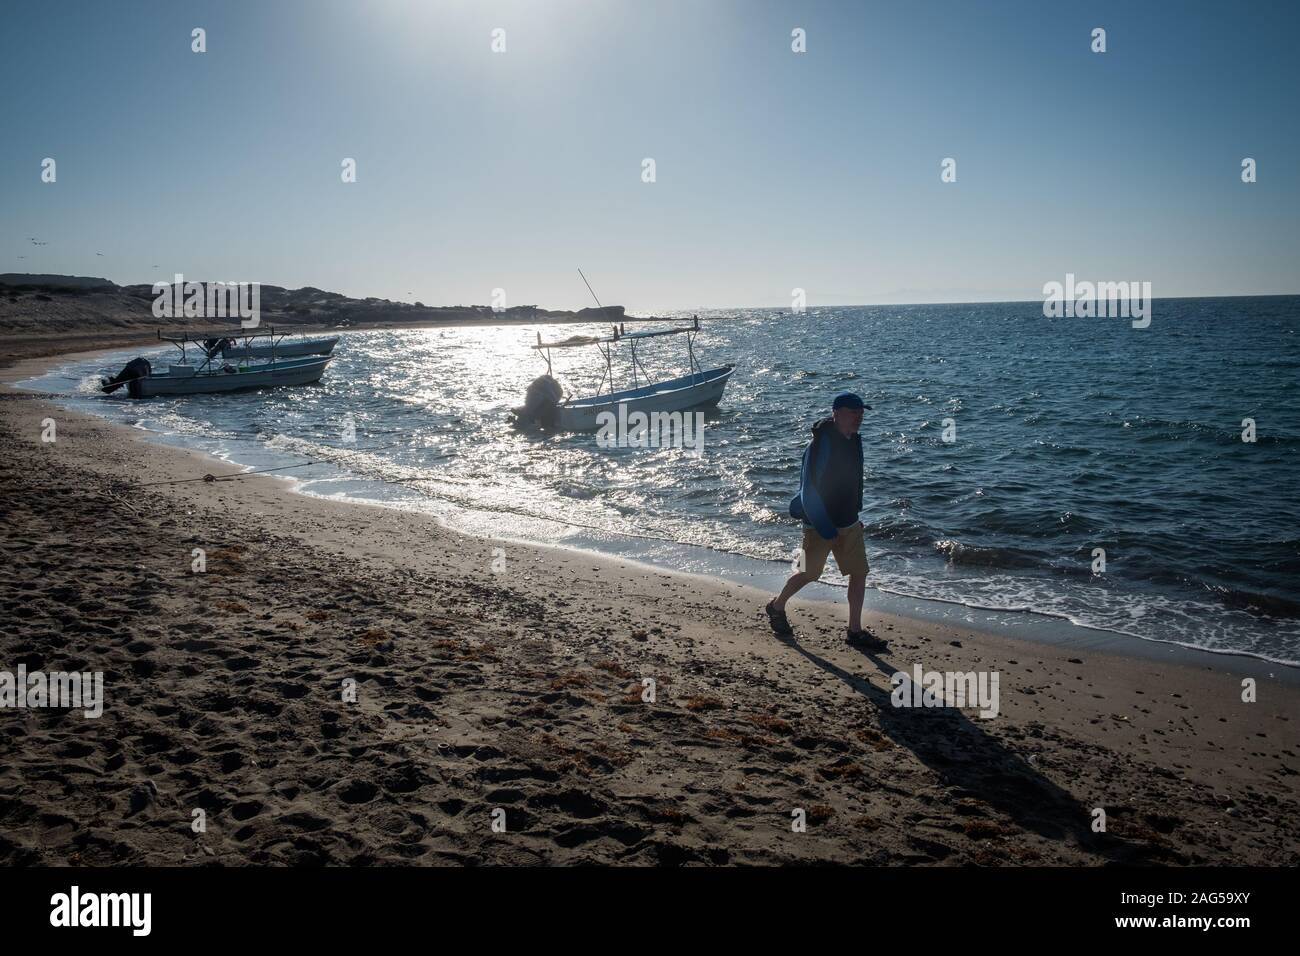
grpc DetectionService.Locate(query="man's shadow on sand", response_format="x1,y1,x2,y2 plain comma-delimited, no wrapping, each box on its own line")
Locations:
773,630,1153,862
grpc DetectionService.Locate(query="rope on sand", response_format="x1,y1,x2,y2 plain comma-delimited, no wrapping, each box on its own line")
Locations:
125,461,325,488
126,455,476,489
108,433,430,489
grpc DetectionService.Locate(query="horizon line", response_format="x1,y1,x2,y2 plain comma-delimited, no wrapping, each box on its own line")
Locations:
4,272,1300,314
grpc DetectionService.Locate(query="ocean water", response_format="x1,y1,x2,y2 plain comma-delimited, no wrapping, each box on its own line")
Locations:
24,297,1300,665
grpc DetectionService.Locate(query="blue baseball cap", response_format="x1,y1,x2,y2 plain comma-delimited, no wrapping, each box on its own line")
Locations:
832,392,870,411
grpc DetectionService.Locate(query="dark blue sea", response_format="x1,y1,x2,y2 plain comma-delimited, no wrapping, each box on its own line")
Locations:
25,296,1300,664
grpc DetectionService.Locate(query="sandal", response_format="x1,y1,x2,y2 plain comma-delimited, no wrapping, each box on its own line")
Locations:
765,600,794,636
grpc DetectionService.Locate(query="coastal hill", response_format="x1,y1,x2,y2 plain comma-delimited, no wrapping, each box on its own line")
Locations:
0,274,641,358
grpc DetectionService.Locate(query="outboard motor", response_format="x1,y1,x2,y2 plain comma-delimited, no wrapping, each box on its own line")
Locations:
515,374,563,428
100,357,152,397
202,336,232,359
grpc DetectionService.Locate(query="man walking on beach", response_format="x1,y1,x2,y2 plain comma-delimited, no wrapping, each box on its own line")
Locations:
766,392,887,649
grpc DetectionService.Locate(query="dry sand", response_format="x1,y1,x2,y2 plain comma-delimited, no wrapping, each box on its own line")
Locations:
1,340,1297,866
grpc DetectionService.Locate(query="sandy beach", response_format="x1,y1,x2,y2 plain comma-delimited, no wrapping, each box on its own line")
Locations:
2,337,1297,867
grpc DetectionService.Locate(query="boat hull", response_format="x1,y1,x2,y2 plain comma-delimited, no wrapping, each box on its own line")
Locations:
557,365,733,431
221,336,339,360
134,357,331,397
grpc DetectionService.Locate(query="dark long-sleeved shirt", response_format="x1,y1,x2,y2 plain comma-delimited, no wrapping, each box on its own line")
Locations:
789,417,863,539
816,423,863,527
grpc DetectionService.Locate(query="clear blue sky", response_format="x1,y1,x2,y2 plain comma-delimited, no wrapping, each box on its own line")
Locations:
2,0,1296,310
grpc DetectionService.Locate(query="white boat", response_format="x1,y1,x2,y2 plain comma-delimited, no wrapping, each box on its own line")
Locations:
123,355,331,397
554,367,733,431
221,335,338,360
100,328,333,398
515,316,733,431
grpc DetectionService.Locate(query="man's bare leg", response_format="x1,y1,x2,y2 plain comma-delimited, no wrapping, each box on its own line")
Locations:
772,571,815,610
847,572,866,632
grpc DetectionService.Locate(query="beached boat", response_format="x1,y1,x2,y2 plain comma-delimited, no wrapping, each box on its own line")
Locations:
111,355,332,398
100,328,333,398
221,335,339,360
515,316,733,431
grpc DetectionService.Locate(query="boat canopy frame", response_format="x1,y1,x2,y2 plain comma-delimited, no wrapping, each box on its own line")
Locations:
156,325,301,371
532,316,705,398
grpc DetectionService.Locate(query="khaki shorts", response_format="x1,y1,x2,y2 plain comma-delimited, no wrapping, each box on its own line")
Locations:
799,522,869,578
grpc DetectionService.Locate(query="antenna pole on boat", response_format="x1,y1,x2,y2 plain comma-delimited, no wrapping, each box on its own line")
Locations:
578,267,607,322
580,268,615,389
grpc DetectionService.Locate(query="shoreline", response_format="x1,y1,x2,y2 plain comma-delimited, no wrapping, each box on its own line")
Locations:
9,340,1299,679
2,333,1298,865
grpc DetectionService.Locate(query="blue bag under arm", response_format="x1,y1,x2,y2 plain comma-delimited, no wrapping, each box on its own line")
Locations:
788,434,837,540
